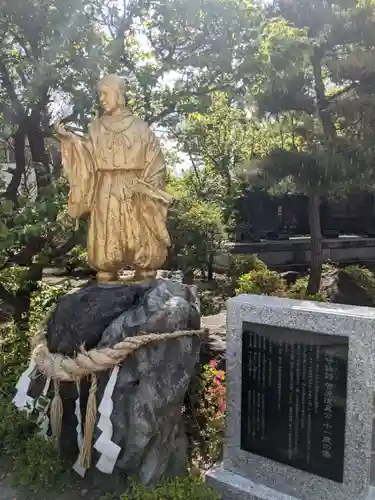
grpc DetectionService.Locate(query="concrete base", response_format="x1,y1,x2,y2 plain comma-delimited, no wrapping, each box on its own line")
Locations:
206,466,299,500
206,466,375,500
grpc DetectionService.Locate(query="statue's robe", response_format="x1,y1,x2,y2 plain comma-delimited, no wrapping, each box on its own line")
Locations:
60,110,172,274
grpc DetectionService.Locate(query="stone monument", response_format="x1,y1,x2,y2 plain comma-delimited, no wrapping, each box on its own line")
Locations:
206,294,375,500
12,74,203,489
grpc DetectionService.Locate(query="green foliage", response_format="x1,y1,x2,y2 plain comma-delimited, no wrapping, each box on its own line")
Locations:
0,266,29,295
342,265,375,301
168,194,228,275
229,254,267,281
0,398,34,455
0,0,251,323
288,276,327,302
0,277,72,400
0,178,79,324
29,280,74,333
64,245,89,273
239,0,375,293
236,268,287,296
11,434,64,491
119,477,220,500
0,171,74,264
235,265,328,301
288,276,313,297
0,281,73,400
186,361,226,471
0,322,30,395
199,289,227,316
175,93,254,222
0,278,74,491
0,398,65,491
0,321,65,491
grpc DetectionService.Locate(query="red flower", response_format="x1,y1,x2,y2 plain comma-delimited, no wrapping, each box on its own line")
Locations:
219,398,226,413
209,359,217,369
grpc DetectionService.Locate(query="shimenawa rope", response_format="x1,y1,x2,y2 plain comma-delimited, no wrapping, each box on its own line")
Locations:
31,328,207,469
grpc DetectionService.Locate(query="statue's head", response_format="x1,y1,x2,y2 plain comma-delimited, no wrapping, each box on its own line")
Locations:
98,74,126,114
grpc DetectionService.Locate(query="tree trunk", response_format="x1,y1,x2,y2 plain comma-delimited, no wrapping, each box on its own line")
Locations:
27,115,50,194
307,193,322,295
311,49,337,141
307,50,333,296
207,253,214,281
4,127,26,204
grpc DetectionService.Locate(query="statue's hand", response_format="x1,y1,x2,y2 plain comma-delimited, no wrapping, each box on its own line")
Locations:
54,120,71,139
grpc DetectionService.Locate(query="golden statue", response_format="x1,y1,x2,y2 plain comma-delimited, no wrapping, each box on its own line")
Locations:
54,74,172,283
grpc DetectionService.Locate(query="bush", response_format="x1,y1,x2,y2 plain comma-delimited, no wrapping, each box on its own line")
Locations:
288,277,327,302
229,254,267,281
0,266,29,295
29,280,74,333
288,277,309,298
199,278,232,315
63,245,90,273
186,361,226,471
120,476,220,500
0,395,65,492
11,434,65,491
235,266,328,302
0,280,74,492
199,290,225,316
0,281,73,399
342,265,375,301
167,197,228,276
0,322,30,395
236,268,287,296
0,399,34,455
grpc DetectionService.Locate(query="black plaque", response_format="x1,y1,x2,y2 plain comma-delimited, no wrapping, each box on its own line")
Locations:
241,322,348,483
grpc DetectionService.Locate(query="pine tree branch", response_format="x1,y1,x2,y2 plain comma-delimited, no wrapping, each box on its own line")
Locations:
49,233,80,261
327,83,358,102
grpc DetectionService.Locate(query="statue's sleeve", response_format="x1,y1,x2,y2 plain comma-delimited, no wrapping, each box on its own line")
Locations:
60,130,95,219
140,127,172,248
142,128,166,188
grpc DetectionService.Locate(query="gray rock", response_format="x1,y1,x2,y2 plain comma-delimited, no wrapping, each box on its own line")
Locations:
39,278,201,488
320,268,375,307
47,283,148,355
96,334,200,486
333,270,375,307
98,279,200,348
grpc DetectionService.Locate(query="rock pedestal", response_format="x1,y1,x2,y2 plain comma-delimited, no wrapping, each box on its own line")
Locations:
30,278,201,488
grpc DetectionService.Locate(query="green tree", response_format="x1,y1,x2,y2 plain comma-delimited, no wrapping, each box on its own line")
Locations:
0,0,253,320
174,92,258,228
167,172,227,280
0,0,100,322
240,0,375,294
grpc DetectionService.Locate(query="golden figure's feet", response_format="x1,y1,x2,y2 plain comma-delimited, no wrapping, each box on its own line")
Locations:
133,269,157,282
97,271,119,284
97,269,157,285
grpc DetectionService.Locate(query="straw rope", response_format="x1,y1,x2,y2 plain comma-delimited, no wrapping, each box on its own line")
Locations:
27,325,207,469
50,379,63,447
32,329,206,382
77,373,97,469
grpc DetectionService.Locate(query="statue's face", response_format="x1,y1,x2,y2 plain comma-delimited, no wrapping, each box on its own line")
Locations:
99,85,120,114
